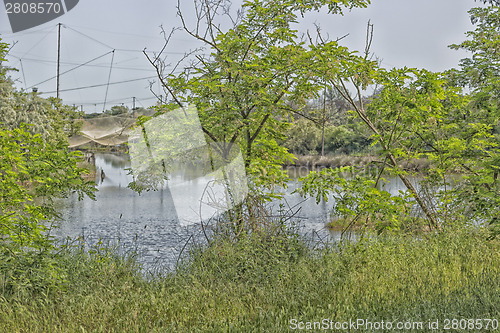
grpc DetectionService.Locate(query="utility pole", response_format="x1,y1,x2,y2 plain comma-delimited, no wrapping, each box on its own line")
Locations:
132,97,136,110
56,23,61,99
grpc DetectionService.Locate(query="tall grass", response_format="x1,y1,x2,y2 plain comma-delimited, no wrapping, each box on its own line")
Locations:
0,226,498,332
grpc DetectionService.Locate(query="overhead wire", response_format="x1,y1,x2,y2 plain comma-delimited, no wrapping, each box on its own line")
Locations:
19,59,27,90
5,23,189,109
0,25,55,37
102,50,115,112
28,50,115,88
64,25,115,50
64,24,200,55
19,25,57,59
135,97,153,108
65,96,157,106
39,76,158,94
61,24,166,40
7,54,156,71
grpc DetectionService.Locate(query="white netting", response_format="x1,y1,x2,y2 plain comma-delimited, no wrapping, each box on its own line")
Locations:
69,113,149,148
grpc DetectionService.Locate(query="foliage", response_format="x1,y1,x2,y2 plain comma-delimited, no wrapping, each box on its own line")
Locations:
300,13,500,234
307,36,440,227
0,125,95,249
153,0,370,185
282,118,321,155
0,40,83,143
323,123,371,154
0,39,94,250
105,105,130,116
0,83,83,144
0,39,96,295
0,227,497,331
282,86,372,156
46,97,84,137
0,125,95,298
246,137,296,190
298,167,412,234
366,69,500,225
447,5,500,237
138,0,374,234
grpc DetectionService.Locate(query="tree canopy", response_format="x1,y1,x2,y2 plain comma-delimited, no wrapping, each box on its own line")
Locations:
0,38,95,252
148,0,371,188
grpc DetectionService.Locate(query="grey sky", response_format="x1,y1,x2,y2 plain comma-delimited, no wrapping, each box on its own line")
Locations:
0,0,479,113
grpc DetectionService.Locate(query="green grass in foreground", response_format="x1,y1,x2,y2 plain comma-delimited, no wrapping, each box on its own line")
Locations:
0,226,498,332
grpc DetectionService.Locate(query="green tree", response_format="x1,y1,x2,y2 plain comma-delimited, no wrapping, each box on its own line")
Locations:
323,124,371,154
0,125,95,250
282,118,321,155
0,80,83,144
298,166,411,236
147,0,370,190
448,4,500,237
0,40,83,144
105,105,130,116
308,86,355,155
301,12,500,234
0,39,95,293
307,28,442,228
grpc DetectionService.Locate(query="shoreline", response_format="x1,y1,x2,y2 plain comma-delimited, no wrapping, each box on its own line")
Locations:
285,154,431,172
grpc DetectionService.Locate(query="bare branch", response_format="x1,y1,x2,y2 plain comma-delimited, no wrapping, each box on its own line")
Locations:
177,0,220,51
364,20,374,59
155,26,181,64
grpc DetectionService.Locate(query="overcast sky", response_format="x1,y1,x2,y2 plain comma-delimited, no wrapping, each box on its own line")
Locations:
0,0,480,113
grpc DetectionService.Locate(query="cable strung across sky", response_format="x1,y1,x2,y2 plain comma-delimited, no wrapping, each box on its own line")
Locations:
27,50,115,89
39,75,158,94
2,22,184,111
0,0,480,112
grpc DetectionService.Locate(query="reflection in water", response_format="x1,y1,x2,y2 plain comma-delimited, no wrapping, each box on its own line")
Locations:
55,154,413,271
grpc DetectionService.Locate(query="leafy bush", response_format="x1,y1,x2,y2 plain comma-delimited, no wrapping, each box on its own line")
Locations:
297,167,412,234
323,124,372,154
0,125,94,249
0,226,497,332
0,125,95,296
282,118,321,155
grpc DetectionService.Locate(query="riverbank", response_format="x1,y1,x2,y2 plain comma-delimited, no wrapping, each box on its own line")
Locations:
77,153,97,181
326,215,431,235
0,226,498,332
286,154,432,172
72,149,433,174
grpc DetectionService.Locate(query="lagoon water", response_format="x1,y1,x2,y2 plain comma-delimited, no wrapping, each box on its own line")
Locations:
54,153,412,272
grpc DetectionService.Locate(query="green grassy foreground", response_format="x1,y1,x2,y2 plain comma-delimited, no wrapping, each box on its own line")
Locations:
0,226,498,332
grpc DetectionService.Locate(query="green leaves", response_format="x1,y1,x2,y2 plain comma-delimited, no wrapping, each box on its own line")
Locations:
445,5,500,237
167,0,371,192
450,6,500,97
297,167,411,233
0,125,95,250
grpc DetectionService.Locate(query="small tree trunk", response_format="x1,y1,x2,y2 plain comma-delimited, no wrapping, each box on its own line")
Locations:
341,93,440,230
321,86,326,157
321,124,325,157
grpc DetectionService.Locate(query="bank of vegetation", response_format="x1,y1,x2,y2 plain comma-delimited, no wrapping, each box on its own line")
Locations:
0,227,498,332
1,0,500,331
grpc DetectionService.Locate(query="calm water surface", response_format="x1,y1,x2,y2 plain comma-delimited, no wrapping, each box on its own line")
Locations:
54,153,411,271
